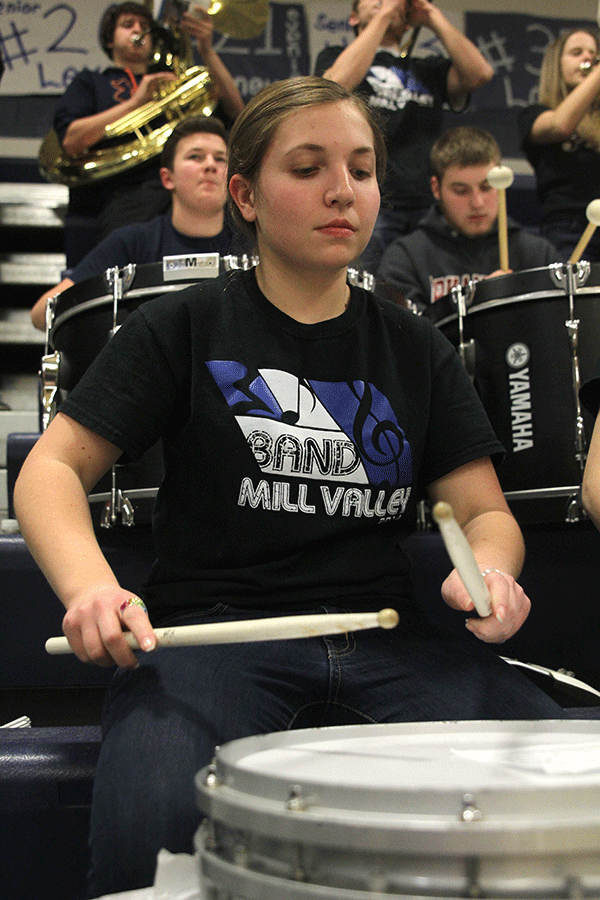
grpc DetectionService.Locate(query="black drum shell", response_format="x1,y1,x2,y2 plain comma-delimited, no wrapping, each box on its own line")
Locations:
49,262,206,394
48,262,218,527
423,265,600,503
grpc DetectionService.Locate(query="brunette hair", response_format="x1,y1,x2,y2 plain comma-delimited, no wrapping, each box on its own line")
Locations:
99,2,153,60
226,76,387,242
430,126,501,180
161,116,227,170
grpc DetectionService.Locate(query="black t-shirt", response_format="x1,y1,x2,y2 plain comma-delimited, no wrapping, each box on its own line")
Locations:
519,103,600,228
60,269,502,619
72,213,238,282
314,47,453,209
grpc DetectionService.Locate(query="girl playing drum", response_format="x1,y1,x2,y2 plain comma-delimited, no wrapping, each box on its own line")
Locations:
15,76,568,896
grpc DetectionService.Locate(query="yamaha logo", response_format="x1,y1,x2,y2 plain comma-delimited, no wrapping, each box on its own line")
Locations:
506,342,533,452
505,342,530,368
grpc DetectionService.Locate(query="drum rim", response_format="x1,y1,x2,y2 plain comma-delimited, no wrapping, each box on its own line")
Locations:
196,721,600,856
424,260,600,328
49,255,258,341
49,282,201,343
427,288,564,327
88,486,159,503
503,485,581,500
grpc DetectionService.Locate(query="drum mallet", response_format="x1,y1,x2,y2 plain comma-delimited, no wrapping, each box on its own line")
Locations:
432,501,492,617
569,199,600,264
45,608,400,655
487,165,514,273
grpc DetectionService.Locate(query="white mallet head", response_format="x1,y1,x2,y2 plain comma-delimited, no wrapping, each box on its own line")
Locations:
487,165,514,190
586,198,600,226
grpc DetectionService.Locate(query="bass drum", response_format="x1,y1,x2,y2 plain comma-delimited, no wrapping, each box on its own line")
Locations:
196,720,600,899
424,264,600,523
47,257,255,527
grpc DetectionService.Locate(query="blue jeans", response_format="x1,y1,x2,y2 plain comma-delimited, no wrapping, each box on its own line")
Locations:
88,602,566,896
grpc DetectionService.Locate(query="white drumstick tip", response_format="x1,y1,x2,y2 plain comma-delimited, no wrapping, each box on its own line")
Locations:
431,501,492,618
487,165,514,190
431,500,452,521
377,608,399,629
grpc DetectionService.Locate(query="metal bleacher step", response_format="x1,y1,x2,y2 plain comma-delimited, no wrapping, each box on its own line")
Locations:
0,183,68,228
0,252,66,287
0,307,46,345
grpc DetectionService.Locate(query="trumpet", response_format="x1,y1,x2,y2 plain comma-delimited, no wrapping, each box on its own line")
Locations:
580,56,600,73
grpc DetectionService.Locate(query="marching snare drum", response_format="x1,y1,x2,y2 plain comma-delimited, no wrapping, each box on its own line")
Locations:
424,263,600,522
196,720,600,899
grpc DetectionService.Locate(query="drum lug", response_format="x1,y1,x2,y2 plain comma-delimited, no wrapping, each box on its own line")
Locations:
549,260,591,291
105,263,136,336
286,784,313,812
203,758,221,789
459,338,476,378
44,292,58,345
198,817,217,853
566,488,585,524
120,495,135,526
460,793,483,823
464,857,483,899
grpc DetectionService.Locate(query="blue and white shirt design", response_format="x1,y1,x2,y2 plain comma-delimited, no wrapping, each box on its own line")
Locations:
207,362,413,521
365,66,435,113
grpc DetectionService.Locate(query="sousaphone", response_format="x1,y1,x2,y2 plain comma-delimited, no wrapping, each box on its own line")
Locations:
39,0,268,187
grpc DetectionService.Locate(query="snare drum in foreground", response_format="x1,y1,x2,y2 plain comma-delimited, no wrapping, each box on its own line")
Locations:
424,263,600,519
196,720,600,899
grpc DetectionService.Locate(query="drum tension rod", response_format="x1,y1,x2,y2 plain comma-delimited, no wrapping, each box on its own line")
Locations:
105,263,136,338
449,282,476,378
551,262,591,497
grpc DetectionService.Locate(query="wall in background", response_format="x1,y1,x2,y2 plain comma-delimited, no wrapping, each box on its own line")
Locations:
0,1,599,178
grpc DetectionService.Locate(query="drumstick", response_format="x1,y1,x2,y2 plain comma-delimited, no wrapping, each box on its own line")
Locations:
569,199,600,264
431,501,492,617
487,165,514,272
45,608,400,655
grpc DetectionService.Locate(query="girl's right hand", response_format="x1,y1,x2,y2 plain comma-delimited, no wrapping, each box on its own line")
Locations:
62,585,157,668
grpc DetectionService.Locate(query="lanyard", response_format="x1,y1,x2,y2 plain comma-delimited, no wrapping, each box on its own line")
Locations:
123,67,139,95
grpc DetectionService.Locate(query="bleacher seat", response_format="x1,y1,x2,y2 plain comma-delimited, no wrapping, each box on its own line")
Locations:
0,725,100,900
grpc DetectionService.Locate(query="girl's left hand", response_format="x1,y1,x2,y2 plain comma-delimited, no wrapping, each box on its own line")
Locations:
441,567,531,643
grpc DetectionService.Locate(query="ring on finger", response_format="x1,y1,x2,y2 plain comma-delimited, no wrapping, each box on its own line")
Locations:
119,595,148,615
